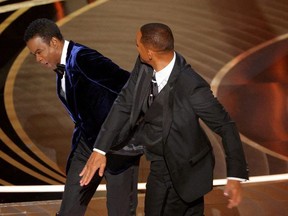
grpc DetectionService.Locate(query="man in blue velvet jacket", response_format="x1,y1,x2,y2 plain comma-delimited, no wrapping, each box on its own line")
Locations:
24,18,141,216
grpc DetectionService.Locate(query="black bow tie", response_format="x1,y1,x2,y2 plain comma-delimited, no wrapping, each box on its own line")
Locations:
54,64,65,78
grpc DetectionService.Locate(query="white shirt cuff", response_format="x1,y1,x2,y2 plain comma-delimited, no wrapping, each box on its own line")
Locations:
93,148,106,155
227,177,247,182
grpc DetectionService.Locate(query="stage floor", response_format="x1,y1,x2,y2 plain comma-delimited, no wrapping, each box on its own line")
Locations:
1,181,288,216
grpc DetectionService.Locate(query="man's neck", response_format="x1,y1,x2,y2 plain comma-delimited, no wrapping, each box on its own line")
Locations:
153,51,174,72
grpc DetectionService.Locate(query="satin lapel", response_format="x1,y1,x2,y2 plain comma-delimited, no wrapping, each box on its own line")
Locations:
56,74,61,97
60,41,77,122
131,65,153,126
162,54,181,143
56,74,67,105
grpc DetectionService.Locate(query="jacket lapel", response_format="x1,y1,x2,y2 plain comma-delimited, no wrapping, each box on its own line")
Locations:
131,64,153,126
162,53,182,143
58,41,78,123
63,41,74,105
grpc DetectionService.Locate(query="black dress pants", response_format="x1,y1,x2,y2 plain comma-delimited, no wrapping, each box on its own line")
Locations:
58,137,140,216
105,163,139,216
145,160,204,216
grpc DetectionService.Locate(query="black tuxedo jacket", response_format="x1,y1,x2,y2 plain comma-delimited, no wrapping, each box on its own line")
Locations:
57,41,130,172
94,52,248,202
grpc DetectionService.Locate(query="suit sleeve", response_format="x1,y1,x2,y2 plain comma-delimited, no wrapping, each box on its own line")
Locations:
92,57,142,152
74,46,130,93
189,76,249,180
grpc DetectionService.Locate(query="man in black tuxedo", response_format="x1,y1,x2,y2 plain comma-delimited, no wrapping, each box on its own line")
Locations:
24,18,142,216
80,23,249,215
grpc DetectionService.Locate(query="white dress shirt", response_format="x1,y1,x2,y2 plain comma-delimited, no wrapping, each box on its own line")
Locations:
154,52,176,91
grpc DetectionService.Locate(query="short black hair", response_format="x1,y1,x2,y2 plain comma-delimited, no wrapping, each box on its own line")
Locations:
23,18,63,44
140,23,174,52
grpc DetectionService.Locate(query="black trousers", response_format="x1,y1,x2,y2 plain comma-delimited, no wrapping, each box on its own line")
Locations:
145,160,204,216
58,137,140,216
105,164,139,216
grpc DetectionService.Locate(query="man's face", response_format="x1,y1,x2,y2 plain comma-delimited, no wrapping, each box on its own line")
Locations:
136,31,150,64
26,36,60,69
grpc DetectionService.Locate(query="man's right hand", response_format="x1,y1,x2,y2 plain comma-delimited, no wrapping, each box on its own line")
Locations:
79,151,106,186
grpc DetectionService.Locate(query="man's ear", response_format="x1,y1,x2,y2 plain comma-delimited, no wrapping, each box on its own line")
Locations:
148,49,153,60
50,37,59,48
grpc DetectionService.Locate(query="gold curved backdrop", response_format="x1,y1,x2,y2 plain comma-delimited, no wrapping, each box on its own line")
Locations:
1,0,287,203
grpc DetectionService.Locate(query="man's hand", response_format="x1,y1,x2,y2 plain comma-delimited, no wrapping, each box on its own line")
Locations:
223,179,243,208
79,151,106,186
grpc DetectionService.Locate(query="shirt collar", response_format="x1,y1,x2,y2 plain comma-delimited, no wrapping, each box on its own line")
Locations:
60,40,69,65
154,52,176,84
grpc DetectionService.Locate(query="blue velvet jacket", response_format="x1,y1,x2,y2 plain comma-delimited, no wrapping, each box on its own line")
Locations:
56,41,130,169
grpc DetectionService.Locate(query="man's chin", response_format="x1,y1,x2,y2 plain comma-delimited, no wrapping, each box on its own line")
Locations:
43,63,54,69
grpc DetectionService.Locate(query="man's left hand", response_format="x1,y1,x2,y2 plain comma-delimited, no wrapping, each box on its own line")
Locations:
223,179,243,208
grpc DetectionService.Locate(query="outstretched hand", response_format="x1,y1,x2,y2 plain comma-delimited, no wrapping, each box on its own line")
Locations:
79,151,106,186
223,179,243,208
